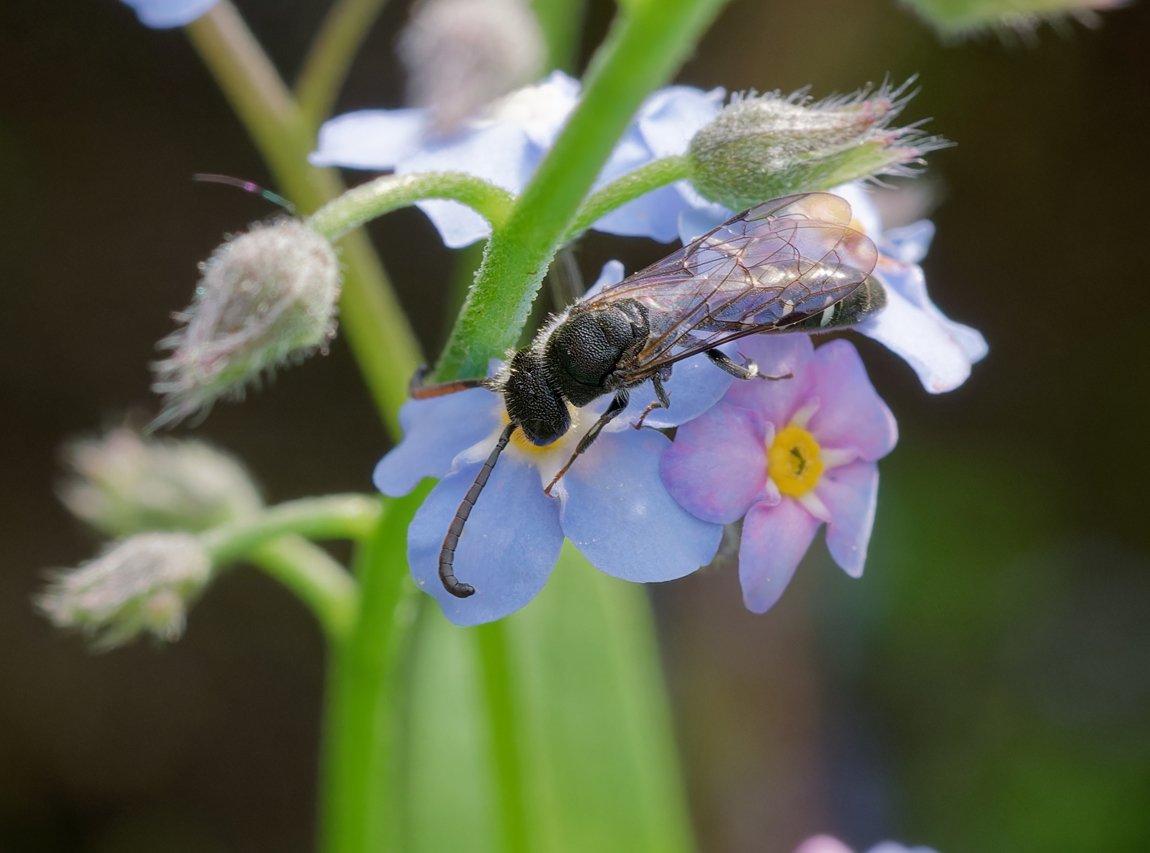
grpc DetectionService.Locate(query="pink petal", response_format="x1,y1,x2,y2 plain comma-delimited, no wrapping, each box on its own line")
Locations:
817,460,879,579
661,403,767,524
807,339,897,460
739,499,820,613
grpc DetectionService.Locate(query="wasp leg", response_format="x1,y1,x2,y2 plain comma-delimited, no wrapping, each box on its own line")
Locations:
409,366,490,399
544,390,630,495
633,372,671,429
705,348,791,382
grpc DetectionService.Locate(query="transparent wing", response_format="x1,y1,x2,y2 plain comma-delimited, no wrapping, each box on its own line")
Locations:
581,192,879,374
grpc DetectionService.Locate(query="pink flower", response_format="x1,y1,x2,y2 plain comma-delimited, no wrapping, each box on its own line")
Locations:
661,335,896,613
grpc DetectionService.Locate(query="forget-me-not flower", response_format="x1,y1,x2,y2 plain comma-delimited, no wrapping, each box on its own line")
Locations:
661,335,897,614
120,0,216,28
312,71,724,247
375,263,732,626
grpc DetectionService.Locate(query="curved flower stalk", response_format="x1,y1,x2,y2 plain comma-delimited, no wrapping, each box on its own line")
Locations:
312,71,725,247
661,335,898,614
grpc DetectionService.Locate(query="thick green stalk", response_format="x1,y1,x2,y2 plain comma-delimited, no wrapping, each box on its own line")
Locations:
476,621,531,853
435,0,729,379
296,0,392,132
531,0,588,71
186,3,420,433
319,486,430,853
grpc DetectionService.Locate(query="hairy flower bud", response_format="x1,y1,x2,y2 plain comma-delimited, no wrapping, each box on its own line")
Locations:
60,427,262,536
398,0,545,133
152,219,341,428
38,533,212,648
687,83,946,211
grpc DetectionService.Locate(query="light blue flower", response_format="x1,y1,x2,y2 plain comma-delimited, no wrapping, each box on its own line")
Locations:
312,71,725,247
375,263,730,625
661,335,897,614
120,0,216,28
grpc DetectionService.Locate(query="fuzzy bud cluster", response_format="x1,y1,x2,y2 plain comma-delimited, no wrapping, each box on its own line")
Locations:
152,219,341,428
688,83,945,211
398,0,545,133
60,427,262,536
38,533,212,649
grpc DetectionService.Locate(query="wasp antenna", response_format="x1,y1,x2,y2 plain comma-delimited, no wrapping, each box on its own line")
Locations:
192,173,296,213
409,368,490,399
439,422,517,598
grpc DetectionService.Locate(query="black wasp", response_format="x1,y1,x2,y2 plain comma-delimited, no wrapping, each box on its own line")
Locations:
413,192,886,598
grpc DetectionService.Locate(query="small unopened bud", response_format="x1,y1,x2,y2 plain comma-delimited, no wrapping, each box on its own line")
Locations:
688,83,947,211
38,533,212,649
398,0,545,133
152,219,341,428
60,427,262,536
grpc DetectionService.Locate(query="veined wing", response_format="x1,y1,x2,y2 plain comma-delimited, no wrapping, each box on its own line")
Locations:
583,192,879,372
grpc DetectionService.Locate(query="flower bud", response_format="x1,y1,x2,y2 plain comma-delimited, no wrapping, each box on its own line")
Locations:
60,426,262,536
152,219,341,428
38,533,212,648
687,83,946,211
398,0,545,133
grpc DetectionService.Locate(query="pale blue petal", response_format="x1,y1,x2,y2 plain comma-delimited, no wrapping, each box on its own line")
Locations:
860,263,988,393
636,86,725,158
560,430,721,582
590,87,723,242
739,499,820,613
817,460,880,579
661,402,766,524
372,387,501,497
403,122,538,247
611,349,734,430
593,184,691,242
581,260,625,299
122,0,215,27
677,198,732,243
408,456,563,626
807,339,898,460
310,109,429,169
884,220,935,264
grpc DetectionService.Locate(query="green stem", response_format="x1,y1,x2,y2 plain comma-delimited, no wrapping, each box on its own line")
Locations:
320,485,430,853
202,494,380,563
435,0,730,379
531,0,588,72
296,0,392,132
476,620,531,853
564,154,690,241
248,536,359,640
308,172,515,241
186,3,421,433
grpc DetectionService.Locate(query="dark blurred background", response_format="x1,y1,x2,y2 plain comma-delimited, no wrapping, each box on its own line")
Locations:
3,1,1149,851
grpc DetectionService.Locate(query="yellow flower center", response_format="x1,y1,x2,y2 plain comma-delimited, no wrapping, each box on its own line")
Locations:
767,424,824,497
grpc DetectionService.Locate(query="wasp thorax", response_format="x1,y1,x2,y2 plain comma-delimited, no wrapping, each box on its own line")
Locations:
503,349,570,445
